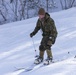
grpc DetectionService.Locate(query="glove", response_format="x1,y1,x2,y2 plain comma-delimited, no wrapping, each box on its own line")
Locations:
30,32,34,38
49,37,55,44
52,37,55,44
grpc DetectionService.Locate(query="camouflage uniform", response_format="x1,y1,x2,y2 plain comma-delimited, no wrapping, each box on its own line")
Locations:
30,13,58,59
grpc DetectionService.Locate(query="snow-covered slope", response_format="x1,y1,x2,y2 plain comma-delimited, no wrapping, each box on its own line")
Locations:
0,7,76,75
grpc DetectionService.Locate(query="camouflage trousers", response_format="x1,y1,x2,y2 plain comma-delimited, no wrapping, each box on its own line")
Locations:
39,36,52,51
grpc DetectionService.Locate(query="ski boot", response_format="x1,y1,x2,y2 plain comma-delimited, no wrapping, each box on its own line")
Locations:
44,57,53,65
34,56,43,64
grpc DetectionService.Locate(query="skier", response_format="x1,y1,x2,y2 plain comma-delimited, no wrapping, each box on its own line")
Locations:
30,8,58,65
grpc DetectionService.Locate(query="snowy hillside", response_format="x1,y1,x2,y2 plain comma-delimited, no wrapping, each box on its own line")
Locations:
0,7,76,75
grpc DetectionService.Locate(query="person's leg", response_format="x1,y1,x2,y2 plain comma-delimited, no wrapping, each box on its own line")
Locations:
34,37,45,64
45,45,53,61
46,49,53,59
39,36,53,59
38,37,46,58
34,49,44,64
39,50,45,59
44,38,53,65
45,38,53,59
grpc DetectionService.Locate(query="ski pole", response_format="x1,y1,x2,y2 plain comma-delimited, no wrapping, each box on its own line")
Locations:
31,37,38,58
55,46,76,58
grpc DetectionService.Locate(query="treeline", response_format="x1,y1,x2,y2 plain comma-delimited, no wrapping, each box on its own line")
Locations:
0,0,76,25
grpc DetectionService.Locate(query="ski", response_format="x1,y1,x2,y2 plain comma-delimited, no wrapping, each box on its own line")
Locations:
25,60,60,72
14,59,61,72
14,62,43,72
25,63,43,72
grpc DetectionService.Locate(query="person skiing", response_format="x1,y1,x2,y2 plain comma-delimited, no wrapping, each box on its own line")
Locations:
30,8,58,65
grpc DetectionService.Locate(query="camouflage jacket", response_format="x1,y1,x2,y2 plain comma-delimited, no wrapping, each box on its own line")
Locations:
32,13,58,39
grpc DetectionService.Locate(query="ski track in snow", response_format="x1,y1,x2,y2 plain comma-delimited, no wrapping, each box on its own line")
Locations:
0,7,76,75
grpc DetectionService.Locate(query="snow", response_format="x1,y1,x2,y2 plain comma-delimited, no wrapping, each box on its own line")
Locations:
0,7,76,75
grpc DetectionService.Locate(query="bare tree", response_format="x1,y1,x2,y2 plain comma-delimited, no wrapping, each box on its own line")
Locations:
10,0,14,3
46,0,49,12
69,0,76,8
0,10,7,21
64,0,67,9
60,0,64,9
60,0,76,9
0,0,7,23
19,0,26,20
0,0,76,25
15,0,18,21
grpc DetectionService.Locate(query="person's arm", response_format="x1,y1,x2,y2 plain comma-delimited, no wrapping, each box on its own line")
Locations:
49,18,58,44
30,19,40,37
50,18,58,38
33,19,41,35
